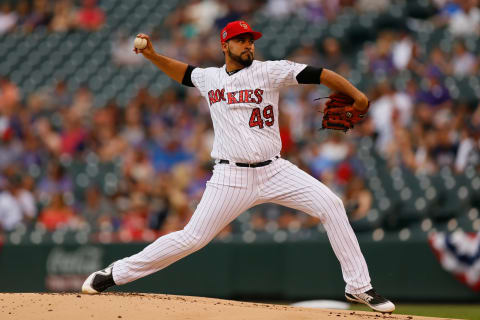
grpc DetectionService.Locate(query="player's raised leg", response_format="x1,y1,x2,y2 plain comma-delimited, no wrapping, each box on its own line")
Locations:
259,158,394,313
82,165,259,293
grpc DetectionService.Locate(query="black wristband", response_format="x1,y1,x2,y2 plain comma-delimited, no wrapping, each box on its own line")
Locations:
182,65,197,87
296,66,323,84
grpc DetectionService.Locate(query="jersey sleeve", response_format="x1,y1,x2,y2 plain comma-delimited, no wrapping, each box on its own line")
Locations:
266,60,308,89
190,67,207,95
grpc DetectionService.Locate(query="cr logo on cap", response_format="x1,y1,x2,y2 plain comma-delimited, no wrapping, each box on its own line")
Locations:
222,31,227,39
239,21,248,29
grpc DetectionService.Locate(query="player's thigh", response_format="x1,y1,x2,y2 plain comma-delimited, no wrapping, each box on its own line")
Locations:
265,159,344,219
184,181,257,240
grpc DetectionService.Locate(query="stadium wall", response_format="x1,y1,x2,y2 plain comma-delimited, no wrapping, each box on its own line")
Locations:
1,239,478,301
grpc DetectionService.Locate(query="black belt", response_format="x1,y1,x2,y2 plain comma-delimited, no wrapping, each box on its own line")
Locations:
219,156,279,168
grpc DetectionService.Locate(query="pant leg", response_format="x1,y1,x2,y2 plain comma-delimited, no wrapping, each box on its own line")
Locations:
259,158,372,294
113,165,258,285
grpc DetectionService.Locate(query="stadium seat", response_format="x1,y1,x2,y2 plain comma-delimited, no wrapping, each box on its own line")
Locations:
428,173,471,222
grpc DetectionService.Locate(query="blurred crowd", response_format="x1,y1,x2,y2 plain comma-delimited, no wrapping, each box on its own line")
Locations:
0,0,105,33
0,0,479,241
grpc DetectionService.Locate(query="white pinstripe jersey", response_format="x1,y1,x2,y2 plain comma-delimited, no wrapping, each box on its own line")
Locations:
191,60,307,163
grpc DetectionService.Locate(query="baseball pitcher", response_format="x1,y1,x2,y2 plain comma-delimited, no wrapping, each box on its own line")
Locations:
82,20,394,313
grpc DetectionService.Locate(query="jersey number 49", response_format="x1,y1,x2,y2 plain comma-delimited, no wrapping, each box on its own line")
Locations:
249,105,274,129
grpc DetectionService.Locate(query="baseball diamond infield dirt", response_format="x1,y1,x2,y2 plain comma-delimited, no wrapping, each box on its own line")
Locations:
0,293,457,320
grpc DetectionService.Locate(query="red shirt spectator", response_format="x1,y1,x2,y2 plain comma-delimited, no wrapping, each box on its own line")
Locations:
0,77,20,111
60,111,87,155
76,0,105,31
39,194,75,231
119,193,149,241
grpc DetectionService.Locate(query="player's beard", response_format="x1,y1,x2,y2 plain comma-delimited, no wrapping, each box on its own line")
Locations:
228,48,253,67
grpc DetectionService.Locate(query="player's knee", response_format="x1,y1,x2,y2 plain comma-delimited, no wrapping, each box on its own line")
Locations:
332,194,346,212
179,229,209,252
312,188,346,213
320,191,346,214
316,193,348,222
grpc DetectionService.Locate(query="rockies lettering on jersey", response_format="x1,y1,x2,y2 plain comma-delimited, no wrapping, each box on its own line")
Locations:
191,60,307,163
208,88,264,105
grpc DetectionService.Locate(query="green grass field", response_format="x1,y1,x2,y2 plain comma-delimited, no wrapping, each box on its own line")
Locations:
350,304,480,319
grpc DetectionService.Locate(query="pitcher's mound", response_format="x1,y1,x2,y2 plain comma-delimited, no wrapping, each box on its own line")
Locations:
0,293,453,320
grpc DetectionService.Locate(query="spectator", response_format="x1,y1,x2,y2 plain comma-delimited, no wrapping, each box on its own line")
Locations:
37,161,73,202
250,210,267,231
301,0,327,22
425,47,451,77
367,32,395,76
451,41,478,77
356,0,389,13
413,133,437,174
320,37,344,71
150,136,194,173
92,112,128,162
0,2,17,34
35,117,62,156
121,106,146,147
455,129,478,172
416,72,451,107
213,1,242,30
14,0,30,31
75,0,105,31
344,177,372,221
186,163,211,201
48,80,73,110
26,91,53,122
0,126,23,171
449,0,480,36
130,88,157,117
20,129,44,169
0,77,20,112
386,119,417,169
60,109,88,156
431,126,458,168
392,33,412,71
309,132,350,178
370,81,413,154
279,112,295,157
80,186,118,231
38,193,76,231
122,148,155,189
321,0,342,22
148,177,171,231
469,103,480,138
431,0,461,17
184,0,227,34
119,192,149,241
71,86,93,121
15,174,37,222
49,0,75,32
0,177,23,231
262,0,293,18
24,0,52,32
290,43,322,66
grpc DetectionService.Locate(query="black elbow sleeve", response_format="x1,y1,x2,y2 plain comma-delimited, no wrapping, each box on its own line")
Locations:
296,66,323,84
182,65,197,87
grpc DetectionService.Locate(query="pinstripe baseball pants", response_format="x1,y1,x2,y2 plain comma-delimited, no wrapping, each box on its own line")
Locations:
113,158,372,294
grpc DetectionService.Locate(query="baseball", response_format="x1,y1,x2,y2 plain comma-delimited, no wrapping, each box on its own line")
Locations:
134,37,147,50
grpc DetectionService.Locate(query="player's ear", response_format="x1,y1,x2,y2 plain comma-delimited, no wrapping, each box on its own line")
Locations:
221,41,228,54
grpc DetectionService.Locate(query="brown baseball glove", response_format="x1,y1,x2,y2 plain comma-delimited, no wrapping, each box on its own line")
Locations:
317,92,369,132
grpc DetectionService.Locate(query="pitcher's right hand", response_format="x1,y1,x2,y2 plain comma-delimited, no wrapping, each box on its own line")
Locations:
133,33,155,58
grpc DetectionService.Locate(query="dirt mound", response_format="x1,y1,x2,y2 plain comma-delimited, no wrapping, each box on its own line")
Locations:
0,293,454,320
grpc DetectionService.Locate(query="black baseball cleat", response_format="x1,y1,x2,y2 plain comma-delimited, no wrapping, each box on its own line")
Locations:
345,288,395,313
82,263,116,294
